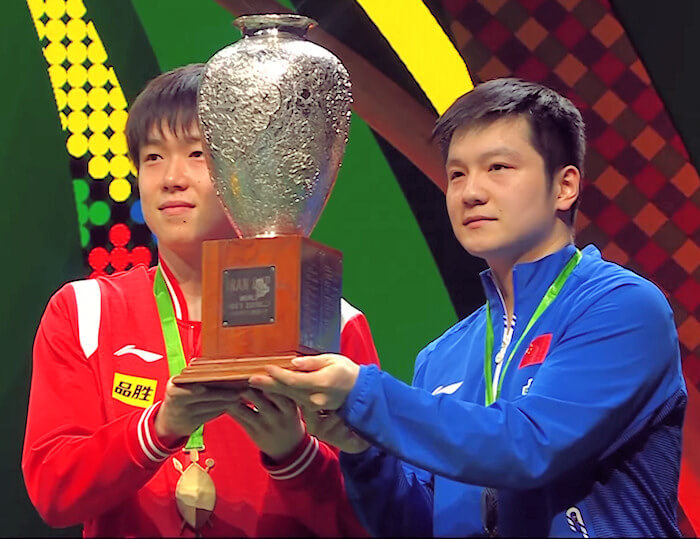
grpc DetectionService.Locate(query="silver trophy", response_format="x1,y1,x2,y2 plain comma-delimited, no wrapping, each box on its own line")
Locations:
175,14,352,386
198,14,352,237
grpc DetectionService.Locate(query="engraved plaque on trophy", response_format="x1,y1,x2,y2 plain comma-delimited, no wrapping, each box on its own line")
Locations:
172,14,352,387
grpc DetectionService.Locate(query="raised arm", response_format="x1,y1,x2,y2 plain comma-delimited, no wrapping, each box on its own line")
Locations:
340,281,682,488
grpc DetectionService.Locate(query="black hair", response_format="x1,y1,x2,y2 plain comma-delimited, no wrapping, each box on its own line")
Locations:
125,63,205,168
432,78,586,223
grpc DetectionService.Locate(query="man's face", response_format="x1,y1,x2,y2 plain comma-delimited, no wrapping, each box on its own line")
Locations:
138,121,234,252
445,115,560,263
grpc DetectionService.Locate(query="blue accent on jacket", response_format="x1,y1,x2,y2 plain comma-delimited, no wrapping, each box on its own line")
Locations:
339,244,685,537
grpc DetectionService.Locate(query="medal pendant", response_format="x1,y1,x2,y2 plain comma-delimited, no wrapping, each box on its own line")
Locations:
173,450,216,531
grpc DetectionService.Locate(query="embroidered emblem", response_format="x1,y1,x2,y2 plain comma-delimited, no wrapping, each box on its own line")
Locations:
521,378,533,395
111,373,157,408
432,381,464,395
173,451,216,532
114,344,163,363
518,334,553,369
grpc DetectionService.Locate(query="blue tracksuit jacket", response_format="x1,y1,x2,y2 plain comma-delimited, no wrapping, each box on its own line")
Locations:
338,244,685,537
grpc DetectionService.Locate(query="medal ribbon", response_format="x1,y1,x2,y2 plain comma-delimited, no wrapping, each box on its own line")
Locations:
154,266,204,451
483,249,582,406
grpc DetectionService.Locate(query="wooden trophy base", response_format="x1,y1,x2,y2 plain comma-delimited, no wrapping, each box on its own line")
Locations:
171,236,341,388
172,354,298,389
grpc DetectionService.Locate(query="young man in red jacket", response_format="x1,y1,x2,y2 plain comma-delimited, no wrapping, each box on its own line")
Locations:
22,63,380,537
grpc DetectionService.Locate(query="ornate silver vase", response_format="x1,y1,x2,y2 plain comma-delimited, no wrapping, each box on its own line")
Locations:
197,14,353,238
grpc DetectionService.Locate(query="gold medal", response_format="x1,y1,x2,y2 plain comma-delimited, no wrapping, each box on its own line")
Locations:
173,450,216,532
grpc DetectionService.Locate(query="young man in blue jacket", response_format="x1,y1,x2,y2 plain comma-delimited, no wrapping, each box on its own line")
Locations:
250,78,686,537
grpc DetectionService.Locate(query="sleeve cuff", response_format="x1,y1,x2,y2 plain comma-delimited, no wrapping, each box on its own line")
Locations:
339,364,377,426
262,434,320,481
127,401,186,467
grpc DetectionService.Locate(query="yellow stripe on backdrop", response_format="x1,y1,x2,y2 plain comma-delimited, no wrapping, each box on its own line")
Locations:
26,0,135,236
354,0,474,114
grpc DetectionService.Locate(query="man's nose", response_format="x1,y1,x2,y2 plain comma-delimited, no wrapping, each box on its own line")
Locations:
459,172,488,206
162,156,189,190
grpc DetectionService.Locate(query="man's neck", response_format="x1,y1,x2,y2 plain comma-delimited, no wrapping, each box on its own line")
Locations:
487,226,573,323
158,244,203,321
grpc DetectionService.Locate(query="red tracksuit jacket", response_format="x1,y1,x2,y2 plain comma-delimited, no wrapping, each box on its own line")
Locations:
22,262,380,537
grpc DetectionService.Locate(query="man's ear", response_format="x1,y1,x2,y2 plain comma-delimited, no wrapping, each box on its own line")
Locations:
553,165,580,213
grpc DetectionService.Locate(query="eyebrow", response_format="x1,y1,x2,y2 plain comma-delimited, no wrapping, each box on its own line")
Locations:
446,147,522,167
480,147,522,160
143,133,202,146
181,134,203,144
143,136,162,146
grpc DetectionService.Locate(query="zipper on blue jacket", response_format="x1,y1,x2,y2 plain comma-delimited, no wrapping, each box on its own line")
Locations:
491,279,516,398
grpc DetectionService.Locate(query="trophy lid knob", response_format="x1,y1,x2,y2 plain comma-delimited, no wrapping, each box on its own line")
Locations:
234,14,316,38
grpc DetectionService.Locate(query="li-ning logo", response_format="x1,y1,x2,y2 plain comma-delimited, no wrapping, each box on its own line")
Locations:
432,381,463,395
114,345,163,363
566,506,589,538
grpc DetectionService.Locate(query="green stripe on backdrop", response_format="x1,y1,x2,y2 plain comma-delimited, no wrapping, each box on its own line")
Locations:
315,116,457,382
1,2,85,536
132,0,457,383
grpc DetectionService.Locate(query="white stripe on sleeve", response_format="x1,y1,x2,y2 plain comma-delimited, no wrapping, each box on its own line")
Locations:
268,437,319,480
137,405,168,462
70,280,101,359
142,404,170,459
340,298,362,331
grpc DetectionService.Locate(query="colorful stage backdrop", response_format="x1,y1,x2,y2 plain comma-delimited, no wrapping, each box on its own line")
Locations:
1,0,697,535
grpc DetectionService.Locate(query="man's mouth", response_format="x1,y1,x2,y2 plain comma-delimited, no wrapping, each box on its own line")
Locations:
463,215,496,227
159,201,195,215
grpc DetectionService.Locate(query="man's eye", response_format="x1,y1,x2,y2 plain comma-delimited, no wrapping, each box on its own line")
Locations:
143,153,160,162
190,150,204,158
449,171,465,180
489,163,510,172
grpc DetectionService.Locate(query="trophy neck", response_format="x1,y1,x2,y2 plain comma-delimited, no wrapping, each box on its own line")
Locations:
234,14,316,39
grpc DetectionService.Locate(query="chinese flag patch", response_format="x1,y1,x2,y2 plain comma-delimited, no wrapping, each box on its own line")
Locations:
518,334,553,369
